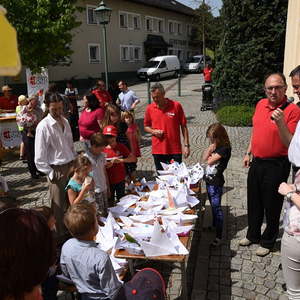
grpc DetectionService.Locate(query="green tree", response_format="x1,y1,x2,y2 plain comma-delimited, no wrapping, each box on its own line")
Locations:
214,0,288,105
2,0,81,72
193,2,223,53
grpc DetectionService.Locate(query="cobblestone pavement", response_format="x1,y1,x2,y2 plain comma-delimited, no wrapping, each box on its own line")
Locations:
2,74,288,299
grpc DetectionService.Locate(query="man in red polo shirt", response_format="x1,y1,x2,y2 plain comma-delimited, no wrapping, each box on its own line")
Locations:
240,73,300,256
92,79,112,108
0,85,18,110
144,83,190,170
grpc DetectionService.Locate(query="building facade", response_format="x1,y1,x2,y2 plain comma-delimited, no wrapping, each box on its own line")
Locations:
4,0,198,86
283,0,300,98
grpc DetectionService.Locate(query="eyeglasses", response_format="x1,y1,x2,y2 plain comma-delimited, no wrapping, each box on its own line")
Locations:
264,85,286,92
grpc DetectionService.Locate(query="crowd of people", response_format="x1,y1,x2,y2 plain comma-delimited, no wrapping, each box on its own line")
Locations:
1,66,300,299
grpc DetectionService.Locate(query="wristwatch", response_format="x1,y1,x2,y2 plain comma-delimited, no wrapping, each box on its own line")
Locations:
286,191,295,201
246,152,251,156
184,144,190,148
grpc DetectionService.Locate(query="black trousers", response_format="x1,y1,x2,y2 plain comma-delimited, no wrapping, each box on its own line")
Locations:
22,131,38,177
153,154,182,171
109,181,125,207
246,157,291,249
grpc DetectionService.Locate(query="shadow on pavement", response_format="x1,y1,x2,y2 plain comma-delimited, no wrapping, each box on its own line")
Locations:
190,196,248,299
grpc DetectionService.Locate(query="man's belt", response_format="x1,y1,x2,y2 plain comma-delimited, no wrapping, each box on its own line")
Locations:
253,156,288,162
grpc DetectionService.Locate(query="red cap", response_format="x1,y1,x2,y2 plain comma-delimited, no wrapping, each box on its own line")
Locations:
103,125,118,137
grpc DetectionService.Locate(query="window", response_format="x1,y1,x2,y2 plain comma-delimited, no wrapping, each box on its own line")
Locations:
133,15,141,29
169,21,174,34
119,11,141,30
86,5,97,25
120,45,142,62
134,47,141,60
158,20,164,33
169,20,182,35
146,17,152,31
159,61,167,68
88,44,100,63
177,23,182,35
187,24,192,36
119,12,127,28
145,16,164,33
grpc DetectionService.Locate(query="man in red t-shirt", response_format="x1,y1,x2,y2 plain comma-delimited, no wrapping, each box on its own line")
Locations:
240,73,300,256
102,125,136,205
203,64,213,83
0,85,18,110
92,80,112,109
144,83,190,170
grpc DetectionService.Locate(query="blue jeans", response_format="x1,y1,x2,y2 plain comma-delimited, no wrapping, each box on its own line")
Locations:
206,184,223,239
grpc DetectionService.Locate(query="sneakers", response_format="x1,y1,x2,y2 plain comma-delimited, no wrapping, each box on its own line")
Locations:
256,246,270,257
239,238,252,246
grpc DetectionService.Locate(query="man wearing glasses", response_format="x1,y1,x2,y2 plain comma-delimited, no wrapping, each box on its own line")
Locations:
240,73,300,256
290,65,300,107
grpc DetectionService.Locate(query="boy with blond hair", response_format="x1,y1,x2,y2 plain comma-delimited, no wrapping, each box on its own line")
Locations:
60,201,121,299
84,133,110,216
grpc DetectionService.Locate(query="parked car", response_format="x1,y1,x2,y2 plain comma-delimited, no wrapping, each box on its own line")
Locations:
183,55,212,73
137,55,180,81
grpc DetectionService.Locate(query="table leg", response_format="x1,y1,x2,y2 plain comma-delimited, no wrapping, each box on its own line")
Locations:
128,259,135,276
181,261,187,300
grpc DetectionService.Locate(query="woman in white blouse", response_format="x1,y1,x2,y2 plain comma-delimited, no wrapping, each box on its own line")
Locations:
278,119,300,299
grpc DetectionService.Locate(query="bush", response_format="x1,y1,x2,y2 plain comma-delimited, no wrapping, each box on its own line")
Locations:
216,105,254,127
213,0,287,104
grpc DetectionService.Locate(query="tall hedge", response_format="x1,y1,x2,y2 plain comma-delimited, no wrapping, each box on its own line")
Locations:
213,0,288,105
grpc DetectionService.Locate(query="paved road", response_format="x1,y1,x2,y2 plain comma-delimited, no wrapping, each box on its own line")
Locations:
2,74,288,299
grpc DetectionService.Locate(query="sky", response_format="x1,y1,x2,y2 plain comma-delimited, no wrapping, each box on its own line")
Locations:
177,0,223,16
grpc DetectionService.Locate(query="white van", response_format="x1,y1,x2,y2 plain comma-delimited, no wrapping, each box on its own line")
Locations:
183,55,212,73
137,55,180,80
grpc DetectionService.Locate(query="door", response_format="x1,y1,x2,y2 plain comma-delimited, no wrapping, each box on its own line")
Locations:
158,60,168,78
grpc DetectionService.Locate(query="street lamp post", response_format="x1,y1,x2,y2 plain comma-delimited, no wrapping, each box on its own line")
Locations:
94,1,112,90
202,0,206,68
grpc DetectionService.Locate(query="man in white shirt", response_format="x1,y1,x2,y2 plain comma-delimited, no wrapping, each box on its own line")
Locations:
288,65,300,178
118,80,140,112
35,92,76,240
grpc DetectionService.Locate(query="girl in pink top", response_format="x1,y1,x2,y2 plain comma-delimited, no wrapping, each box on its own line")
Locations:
122,111,141,181
78,94,105,140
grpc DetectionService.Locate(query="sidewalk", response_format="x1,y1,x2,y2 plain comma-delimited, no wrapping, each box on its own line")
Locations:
2,74,288,299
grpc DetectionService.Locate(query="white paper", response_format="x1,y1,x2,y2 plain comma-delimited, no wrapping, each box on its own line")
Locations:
187,195,200,207
129,214,155,223
118,194,140,208
119,216,134,227
140,221,188,256
109,206,129,218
